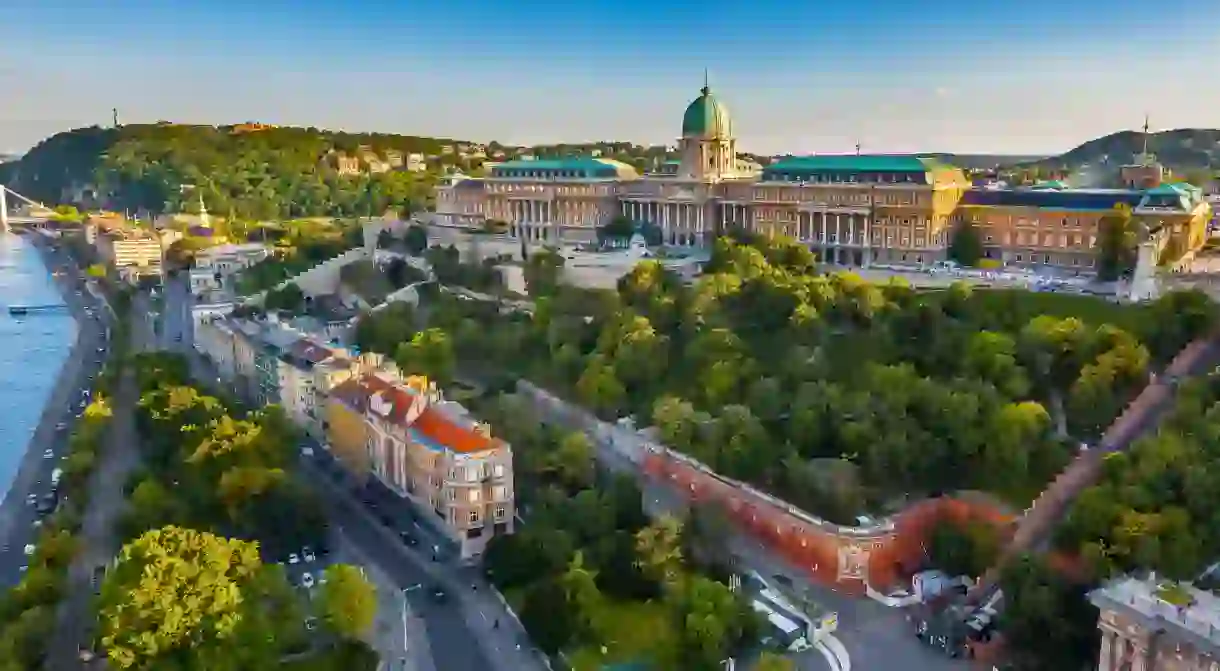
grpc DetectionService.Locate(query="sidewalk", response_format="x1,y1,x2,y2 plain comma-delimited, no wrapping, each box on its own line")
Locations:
335,532,436,671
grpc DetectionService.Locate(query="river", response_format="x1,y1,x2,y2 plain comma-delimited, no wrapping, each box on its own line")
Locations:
0,232,75,501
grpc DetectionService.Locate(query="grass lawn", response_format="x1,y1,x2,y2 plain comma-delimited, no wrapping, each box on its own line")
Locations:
566,599,677,671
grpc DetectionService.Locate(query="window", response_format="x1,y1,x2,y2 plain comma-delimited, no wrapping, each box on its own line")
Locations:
468,510,480,524
493,485,507,500
465,466,479,483
468,489,481,503
495,507,507,521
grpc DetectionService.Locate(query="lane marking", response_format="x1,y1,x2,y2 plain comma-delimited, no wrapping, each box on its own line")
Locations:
814,640,842,671
823,633,852,671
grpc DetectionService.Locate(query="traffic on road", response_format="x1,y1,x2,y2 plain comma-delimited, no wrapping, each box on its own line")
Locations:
0,240,112,588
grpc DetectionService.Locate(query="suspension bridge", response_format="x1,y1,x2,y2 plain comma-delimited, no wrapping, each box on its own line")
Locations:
0,185,54,232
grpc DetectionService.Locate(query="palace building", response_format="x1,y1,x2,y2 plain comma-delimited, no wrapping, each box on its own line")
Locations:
437,84,1211,272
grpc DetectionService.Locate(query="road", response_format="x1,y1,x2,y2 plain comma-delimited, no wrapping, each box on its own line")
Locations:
47,286,154,668
170,275,544,671
0,235,111,587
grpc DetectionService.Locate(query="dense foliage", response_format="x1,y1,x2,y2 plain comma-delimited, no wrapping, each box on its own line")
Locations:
12,125,441,218
475,393,761,669
360,234,1216,524
103,352,375,670
125,353,328,557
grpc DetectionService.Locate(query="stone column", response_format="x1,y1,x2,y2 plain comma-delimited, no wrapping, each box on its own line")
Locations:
1097,632,1114,671
1130,644,1148,671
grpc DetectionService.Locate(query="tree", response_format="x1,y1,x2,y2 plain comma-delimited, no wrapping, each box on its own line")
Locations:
664,576,760,671
97,526,280,670
597,215,636,246
523,248,565,297
265,282,306,313
317,564,377,640
1097,204,1137,281
394,327,456,385
635,516,685,586
999,555,1099,671
547,432,596,493
926,517,1001,580
947,222,984,266
86,263,108,279
517,577,578,655
404,225,428,255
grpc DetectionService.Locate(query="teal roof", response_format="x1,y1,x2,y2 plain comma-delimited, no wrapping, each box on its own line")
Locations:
1147,182,1198,196
681,86,732,138
765,155,936,173
490,157,637,179
1032,180,1068,189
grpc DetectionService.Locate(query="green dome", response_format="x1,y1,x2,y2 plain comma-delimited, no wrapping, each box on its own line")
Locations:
681,86,732,138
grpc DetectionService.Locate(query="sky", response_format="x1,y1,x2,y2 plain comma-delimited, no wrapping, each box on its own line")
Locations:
2,0,1219,157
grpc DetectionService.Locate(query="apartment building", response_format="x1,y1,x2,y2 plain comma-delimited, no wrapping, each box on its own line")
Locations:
326,374,515,558
189,242,270,296
94,228,163,279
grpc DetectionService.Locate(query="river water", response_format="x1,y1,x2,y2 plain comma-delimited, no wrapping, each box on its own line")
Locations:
0,232,74,501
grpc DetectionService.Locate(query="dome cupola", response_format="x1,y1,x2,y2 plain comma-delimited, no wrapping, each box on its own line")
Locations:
681,83,732,139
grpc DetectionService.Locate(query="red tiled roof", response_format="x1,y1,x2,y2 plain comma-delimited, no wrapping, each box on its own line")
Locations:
330,374,394,413
290,339,334,365
412,406,497,454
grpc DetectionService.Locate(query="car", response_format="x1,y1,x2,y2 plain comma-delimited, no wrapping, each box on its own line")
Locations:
42,449,54,460
302,548,316,563
25,494,36,506
304,617,318,631
287,553,300,565
399,530,418,546
430,585,447,603
18,565,27,573
23,544,35,556
301,573,315,589
55,422,67,432
96,347,104,354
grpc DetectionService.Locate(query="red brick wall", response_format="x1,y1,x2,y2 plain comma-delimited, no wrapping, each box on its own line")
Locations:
642,450,1015,594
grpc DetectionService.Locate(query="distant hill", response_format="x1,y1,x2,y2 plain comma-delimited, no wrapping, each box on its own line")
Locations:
1019,129,1220,179
924,154,1049,170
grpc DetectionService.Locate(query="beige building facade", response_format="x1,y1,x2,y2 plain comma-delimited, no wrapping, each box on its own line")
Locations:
1090,575,1220,671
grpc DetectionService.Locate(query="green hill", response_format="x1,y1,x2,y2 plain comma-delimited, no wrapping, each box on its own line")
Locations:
1020,128,1220,181
5,124,473,219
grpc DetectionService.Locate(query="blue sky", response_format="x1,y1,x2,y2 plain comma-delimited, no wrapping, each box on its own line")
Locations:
2,0,1219,155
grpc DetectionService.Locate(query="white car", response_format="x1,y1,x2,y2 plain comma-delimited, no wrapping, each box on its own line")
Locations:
42,449,54,460
302,548,316,563
301,573,315,589
287,553,300,565
25,494,36,505
23,544,35,556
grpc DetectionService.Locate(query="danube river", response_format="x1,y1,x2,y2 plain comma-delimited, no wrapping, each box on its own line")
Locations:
0,232,74,501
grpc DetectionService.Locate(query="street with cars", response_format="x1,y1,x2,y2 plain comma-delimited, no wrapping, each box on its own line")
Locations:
165,275,543,671
0,237,112,588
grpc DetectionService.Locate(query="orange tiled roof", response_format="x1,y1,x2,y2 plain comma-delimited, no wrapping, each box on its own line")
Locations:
411,406,496,454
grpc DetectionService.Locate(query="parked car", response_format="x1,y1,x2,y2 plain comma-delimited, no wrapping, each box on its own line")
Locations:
302,547,316,563
287,553,300,565
301,573,315,589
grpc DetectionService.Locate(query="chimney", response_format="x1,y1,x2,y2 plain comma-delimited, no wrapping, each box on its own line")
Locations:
474,423,492,438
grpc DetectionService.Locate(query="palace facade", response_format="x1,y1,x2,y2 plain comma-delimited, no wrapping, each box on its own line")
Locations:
437,85,1211,271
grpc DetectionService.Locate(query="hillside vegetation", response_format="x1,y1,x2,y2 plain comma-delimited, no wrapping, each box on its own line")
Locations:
6,124,459,219
1023,128,1220,182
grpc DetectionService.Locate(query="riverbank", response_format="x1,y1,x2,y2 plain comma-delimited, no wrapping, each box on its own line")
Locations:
0,232,99,558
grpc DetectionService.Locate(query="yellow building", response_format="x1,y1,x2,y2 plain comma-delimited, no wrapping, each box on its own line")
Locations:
437,83,1209,272
325,372,397,479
